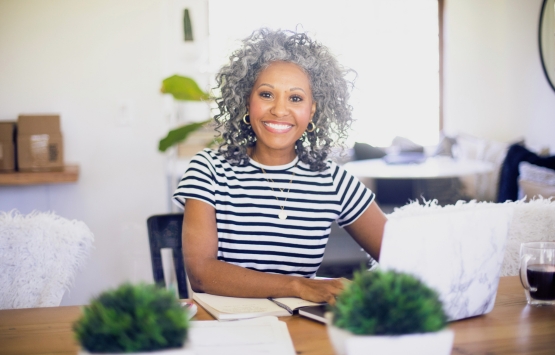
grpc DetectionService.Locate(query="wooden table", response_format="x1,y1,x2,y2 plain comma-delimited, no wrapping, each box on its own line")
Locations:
1,276,554,355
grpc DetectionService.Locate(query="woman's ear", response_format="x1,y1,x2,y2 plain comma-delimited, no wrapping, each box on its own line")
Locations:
310,102,316,119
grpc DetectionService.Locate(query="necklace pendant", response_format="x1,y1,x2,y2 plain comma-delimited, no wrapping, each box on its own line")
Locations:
278,211,287,220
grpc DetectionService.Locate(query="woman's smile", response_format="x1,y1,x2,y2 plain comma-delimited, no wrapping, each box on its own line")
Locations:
262,120,294,133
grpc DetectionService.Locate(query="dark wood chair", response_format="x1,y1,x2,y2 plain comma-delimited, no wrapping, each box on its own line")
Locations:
146,213,188,299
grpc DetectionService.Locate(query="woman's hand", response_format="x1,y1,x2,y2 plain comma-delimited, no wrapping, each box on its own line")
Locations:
294,277,350,305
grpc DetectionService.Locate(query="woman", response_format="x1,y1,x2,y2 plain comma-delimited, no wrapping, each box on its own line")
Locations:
173,28,387,305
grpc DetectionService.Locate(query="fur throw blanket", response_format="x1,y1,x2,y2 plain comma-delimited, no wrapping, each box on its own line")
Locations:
0,210,94,309
388,198,555,276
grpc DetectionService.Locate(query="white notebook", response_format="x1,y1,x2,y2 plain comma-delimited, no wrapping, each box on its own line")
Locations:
193,293,321,321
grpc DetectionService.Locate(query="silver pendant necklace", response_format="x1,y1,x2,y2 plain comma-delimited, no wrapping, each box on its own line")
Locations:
260,165,295,220
254,151,296,220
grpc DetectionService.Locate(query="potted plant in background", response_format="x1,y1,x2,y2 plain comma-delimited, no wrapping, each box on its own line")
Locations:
73,283,191,354
327,269,453,355
158,75,215,154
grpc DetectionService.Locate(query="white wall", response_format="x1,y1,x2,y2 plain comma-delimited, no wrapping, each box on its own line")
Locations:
444,0,555,153
0,0,203,305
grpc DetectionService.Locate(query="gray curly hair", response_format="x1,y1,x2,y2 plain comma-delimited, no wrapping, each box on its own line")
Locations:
213,28,355,171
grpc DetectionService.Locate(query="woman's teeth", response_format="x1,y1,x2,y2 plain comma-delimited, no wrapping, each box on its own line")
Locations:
264,122,292,130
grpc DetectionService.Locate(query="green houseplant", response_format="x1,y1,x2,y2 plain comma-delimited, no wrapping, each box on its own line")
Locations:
73,283,190,354
327,269,453,355
158,75,214,153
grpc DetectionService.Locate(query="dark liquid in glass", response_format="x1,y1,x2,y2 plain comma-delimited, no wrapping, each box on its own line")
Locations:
527,264,555,300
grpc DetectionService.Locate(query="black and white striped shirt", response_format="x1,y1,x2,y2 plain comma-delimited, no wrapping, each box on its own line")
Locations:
173,149,375,278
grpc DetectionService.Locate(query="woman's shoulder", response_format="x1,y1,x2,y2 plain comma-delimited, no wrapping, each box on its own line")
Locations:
318,159,359,182
297,158,343,178
327,160,356,181
190,148,226,166
190,148,250,174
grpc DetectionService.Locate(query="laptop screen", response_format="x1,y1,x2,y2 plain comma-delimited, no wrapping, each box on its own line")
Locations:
378,203,513,321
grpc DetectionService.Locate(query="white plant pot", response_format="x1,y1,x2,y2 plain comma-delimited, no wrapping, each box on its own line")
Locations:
326,313,454,355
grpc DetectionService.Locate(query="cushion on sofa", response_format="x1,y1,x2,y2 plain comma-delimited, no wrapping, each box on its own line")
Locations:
498,144,555,202
454,134,513,202
518,162,555,200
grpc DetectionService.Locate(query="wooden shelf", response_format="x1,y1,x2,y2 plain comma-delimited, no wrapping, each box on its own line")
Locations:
0,165,79,186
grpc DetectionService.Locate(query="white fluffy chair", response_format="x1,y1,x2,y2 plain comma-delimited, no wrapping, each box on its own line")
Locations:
387,198,555,276
502,198,555,276
0,210,94,309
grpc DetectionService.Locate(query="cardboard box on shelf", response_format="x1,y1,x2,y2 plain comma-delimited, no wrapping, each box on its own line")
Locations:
17,115,64,171
0,121,16,172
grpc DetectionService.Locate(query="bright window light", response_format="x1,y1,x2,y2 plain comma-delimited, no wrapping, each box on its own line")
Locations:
208,0,439,147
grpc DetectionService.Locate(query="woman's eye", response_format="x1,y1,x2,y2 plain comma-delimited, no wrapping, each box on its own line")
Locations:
259,91,272,99
290,95,303,102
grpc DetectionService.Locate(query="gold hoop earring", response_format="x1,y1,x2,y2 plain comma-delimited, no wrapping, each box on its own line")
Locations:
242,113,250,125
306,121,316,133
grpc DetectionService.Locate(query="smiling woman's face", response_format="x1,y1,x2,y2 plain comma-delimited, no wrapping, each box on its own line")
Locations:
248,61,316,162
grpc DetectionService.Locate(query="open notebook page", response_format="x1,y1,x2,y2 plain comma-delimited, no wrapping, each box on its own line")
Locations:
193,293,290,320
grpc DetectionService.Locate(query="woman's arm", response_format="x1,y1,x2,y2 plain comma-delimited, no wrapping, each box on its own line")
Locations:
182,198,346,304
343,200,388,261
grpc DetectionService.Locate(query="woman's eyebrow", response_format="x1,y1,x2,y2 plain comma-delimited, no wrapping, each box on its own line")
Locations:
290,87,306,93
256,83,306,93
257,83,274,89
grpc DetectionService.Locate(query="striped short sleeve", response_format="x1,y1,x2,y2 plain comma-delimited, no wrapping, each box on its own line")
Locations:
334,164,375,227
173,150,217,208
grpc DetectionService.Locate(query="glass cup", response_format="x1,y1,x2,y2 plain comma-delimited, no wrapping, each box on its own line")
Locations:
519,242,555,306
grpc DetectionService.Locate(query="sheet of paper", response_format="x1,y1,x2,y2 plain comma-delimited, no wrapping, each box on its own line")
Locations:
194,293,283,314
187,316,295,355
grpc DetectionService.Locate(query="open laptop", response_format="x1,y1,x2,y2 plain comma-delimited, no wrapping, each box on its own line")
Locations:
378,204,514,321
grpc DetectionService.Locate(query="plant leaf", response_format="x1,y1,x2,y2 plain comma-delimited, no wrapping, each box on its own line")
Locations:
161,75,209,101
158,119,212,152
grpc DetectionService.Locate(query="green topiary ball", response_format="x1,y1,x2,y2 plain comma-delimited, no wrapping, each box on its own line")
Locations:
332,269,447,335
73,283,188,353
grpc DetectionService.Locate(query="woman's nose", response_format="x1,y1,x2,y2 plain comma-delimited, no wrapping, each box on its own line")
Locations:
270,96,288,117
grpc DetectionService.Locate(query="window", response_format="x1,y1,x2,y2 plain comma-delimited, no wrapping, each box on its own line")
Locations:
208,0,440,147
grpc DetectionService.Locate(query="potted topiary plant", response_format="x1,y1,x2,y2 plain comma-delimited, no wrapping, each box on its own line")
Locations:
73,283,191,354
327,269,453,355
